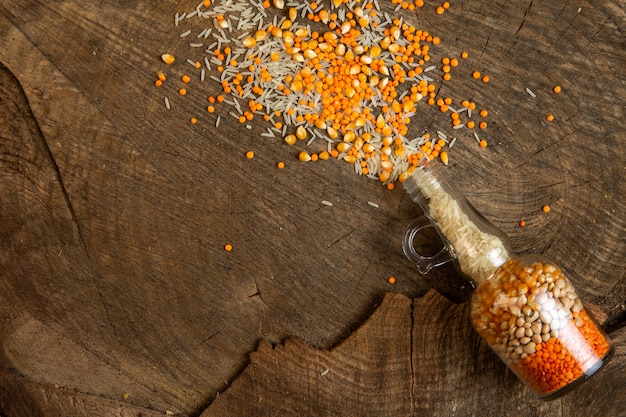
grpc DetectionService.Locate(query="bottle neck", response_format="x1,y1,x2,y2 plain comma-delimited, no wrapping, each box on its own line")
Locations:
406,164,513,286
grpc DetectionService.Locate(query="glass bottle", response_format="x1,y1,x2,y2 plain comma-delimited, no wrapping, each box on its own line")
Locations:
402,162,614,400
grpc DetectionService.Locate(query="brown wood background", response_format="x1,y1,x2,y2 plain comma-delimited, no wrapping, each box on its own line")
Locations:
0,0,624,416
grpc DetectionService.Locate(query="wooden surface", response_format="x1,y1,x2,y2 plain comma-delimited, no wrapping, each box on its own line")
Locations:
0,0,624,416
203,291,626,417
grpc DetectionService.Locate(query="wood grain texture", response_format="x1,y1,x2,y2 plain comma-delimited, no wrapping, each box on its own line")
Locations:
202,291,626,417
0,0,624,415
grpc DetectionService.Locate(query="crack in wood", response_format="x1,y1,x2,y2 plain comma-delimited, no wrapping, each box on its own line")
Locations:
409,298,416,417
327,225,358,248
189,332,221,354
508,0,533,52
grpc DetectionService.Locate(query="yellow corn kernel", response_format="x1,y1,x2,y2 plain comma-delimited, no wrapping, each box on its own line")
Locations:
440,151,449,165
284,134,297,145
336,142,351,153
319,9,330,24
255,29,267,41
343,131,356,143
296,125,308,140
314,118,327,129
381,125,393,136
242,37,257,48
161,53,175,65
362,143,375,153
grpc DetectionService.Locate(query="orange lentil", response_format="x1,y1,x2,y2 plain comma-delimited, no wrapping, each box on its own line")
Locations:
479,121,487,129
479,109,488,118
514,312,609,394
543,205,551,213
246,150,255,159
553,85,562,93
190,117,198,124
435,6,445,14
546,114,554,122
224,244,233,252
472,71,481,79
461,51,469,59
479,139,488,147
182,75,191,83
388,276,396,284
178,88,187,96
154,79,163,87
519,220,526,227
277,161,285,169
482,75,490,83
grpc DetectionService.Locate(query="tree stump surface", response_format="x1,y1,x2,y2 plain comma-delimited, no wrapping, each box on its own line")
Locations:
202,291,626,417
0,1,624,416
